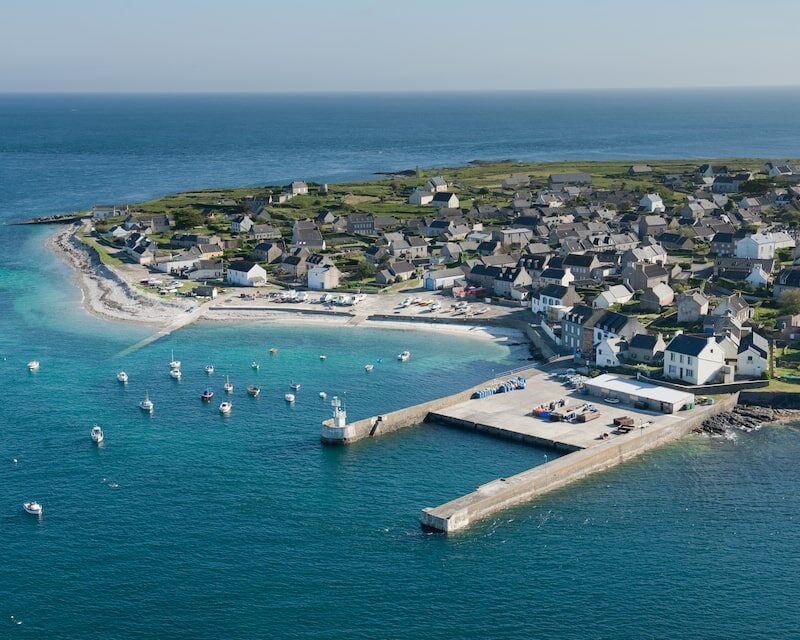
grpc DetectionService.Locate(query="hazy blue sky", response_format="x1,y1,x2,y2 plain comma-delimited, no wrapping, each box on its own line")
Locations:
1,0,797,92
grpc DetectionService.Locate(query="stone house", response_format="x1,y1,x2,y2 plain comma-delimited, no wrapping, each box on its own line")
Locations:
676,290,709,323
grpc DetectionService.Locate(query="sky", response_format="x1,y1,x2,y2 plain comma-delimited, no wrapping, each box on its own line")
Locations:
1,0,798,93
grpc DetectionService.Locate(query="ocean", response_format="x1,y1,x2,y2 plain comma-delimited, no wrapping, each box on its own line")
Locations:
1,90,799,638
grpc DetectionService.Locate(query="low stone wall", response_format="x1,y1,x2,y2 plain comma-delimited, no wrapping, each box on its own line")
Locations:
420,393,739,533
637,373,768,394
739,391,800,409
366,313,523,329
320,366,540,444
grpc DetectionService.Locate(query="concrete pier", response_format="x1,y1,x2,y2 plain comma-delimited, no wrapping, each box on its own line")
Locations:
420,393,739,533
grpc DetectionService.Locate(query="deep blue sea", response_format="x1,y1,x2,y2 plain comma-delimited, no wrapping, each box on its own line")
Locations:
1,91,800,639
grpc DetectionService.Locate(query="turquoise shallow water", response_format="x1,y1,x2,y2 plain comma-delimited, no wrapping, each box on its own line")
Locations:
2,92,800,638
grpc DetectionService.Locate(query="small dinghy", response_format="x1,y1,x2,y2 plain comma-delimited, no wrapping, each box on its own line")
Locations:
27,360,40,371
269,348,278,355
285,393,296,403
204,364,214,375
201,388,214,401
364,364,374,372
398,351,411,362
169,368,182,380
91,425,104,444
219,401,232,415
223,376,234,394
117,371,128,383
290,382,301,391
319,354,327,361
251,362,260,371
319,391,327,400
247,385,260,398
23,501,43,516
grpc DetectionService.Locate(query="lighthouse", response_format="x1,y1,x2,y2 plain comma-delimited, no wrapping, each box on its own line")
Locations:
331,396,346,429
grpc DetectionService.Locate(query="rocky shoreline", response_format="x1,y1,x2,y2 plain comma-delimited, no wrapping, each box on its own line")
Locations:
696,405,800,435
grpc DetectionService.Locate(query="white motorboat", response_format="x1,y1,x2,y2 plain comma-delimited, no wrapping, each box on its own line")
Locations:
290,382,301,391
223,376,234,394
169,368,182,380
251,361,260,371
247,385,260,398
219,401,232,415
319,391,327,400
91,425,104,444
204,364,215,375
27,360,40,371
117,371,128,383
139,393,154,413
398,351,411,362
169,349,181,370
23,501,43,516
364,364,374,372
319,354,327,361
285,393,295,403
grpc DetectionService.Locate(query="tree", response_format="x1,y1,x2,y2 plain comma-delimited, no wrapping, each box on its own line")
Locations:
779,289,800,315
173,208,206,229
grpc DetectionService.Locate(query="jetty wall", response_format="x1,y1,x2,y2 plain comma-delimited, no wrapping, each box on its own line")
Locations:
738,391,800,409
320,366,538,444
419,393,739,533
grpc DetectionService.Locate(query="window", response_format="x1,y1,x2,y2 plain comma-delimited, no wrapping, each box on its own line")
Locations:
748,356,753,362
679,354,684,363
669,365,676,374
687,356,693,364
686,369,694,378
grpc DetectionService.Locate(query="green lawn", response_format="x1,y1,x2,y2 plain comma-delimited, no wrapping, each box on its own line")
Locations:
77,234,123,266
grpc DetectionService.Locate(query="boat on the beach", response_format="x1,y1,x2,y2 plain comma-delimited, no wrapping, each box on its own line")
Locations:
139,393,154,413
251,361,260,370
247,385,260,397
169,368,182,380
290,382,301,391
364,364,374,372
285,393,295,403
23,501,43,516
117,371,128,383
319,391,327,400
91,425,104,444
169,349,181,370
223,376,233,394
219,401,232,415
398,351,411,362
201,388,214,401
27,360,40,371
204,364,214,375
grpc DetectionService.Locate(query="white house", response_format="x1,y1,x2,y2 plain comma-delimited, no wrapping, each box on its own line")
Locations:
735,232,776,259
289,181,309,196
226,261,267,287
593,284,634,309
423,267,464,290
737,332,769,379
745,264,771,288
408,189,434,205
595,337,626,367
431,192,459,209
663,334,725,385
639,193,666,213
425,176,448,193
307,264,341,291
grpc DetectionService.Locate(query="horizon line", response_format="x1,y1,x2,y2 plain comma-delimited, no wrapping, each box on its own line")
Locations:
1,84,800,96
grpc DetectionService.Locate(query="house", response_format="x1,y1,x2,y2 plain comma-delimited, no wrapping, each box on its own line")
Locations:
423,267,465,290
627,333,666,364
621,245,668,267
502,174,530,189
639,282,675,312
538,267,575,288
530,284,581,319
171,233,221,249
676,290,709,323
291,221,326,250
562,253,601,282
593,284,634,309
194,285,218,299
622,262,669,291
91,204,128,219
737,332,769,379
638,215,668,238
347,213,375,235
492,228,533,247
376,260,416,285
431,192,459,209
188,259,223,281
656,232,694,251
408,189,434,205
249,224,281,241
774,268,800,299
425,176,448,193
712,173,751,193
628,164,652,176
663,334,726,385
745,264,771,288
226,261,267,287
776,315,800,343
307,264,341,290
251,242,284,263
712,293,753,323
595,337,627,367
230,215,254,233
288,181,309,196
639,194,666,213
711,232,737,256
592,311,646,347
696,164,729,178
735,232,776,259
561,305,599,355
548,172,592,187
492,267,532,297
280,253,308,278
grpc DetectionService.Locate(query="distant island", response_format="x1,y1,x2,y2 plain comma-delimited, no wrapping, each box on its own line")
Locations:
49,157,800,392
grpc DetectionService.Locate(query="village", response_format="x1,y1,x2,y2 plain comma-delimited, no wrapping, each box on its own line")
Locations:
80,158,800,389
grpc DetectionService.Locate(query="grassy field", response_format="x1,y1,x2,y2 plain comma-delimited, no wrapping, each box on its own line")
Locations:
77,232,123,266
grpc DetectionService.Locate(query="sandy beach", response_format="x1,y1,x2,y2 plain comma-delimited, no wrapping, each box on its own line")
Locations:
48,225,534,352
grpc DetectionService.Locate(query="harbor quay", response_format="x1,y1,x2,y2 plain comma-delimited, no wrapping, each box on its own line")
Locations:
321,368,739,533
